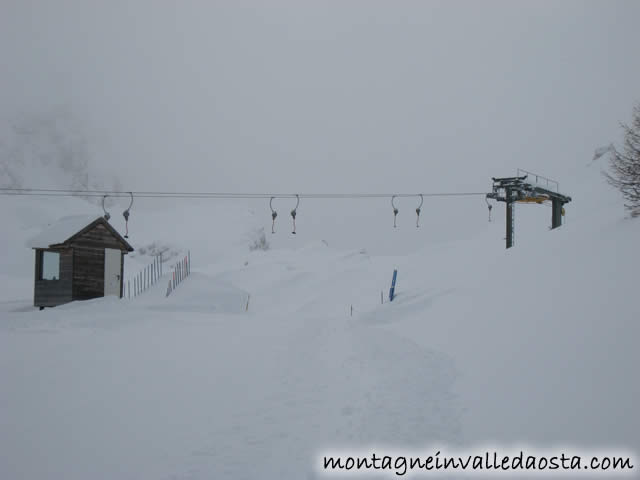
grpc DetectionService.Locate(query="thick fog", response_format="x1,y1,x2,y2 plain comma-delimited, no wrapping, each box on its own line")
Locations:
2,0,639,193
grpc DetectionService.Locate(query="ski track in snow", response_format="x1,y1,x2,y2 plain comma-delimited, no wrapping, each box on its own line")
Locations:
161,312,461,479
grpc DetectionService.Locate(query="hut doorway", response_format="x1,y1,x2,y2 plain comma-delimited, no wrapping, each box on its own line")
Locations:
104,248,121,297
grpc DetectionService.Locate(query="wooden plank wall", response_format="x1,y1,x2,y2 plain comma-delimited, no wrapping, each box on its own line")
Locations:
34,248,73,307
72,247,105,300
71,223,126,300
71,223,127,250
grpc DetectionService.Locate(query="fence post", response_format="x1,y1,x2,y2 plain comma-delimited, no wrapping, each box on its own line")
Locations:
128,280,130,299
188,250,191,275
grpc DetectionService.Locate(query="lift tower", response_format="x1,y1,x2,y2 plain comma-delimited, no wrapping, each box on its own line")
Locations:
487,171,572,249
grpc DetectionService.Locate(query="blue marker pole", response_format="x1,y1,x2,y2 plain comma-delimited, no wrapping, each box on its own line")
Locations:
389,269,398,302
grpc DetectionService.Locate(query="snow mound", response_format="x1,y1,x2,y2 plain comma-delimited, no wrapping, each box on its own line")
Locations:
145,273,249,315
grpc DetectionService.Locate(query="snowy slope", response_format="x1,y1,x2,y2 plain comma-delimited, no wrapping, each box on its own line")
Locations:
0,164,638,479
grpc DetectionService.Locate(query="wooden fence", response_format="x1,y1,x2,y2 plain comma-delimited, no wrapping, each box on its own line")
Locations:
166,251,191,297
125,253,163,299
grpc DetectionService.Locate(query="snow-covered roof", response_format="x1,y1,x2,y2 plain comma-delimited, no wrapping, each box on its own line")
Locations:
26,215,104,249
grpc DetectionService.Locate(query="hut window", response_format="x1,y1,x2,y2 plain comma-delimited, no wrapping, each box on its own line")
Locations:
40,251,60,280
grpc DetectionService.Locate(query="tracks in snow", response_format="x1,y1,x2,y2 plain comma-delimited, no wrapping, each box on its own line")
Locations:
167,312,461,479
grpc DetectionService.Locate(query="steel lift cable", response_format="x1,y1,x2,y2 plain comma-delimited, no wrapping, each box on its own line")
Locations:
0,187,489,199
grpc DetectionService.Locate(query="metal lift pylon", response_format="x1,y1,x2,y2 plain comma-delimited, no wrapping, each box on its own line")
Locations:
486,170,572,249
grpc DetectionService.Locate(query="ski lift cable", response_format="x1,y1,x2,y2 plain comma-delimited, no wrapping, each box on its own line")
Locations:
0,187,488,199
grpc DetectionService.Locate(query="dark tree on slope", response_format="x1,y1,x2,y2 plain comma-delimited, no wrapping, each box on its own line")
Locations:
605,104,640,217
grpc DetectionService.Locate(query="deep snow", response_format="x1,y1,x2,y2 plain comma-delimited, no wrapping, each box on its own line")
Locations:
0,164,638,479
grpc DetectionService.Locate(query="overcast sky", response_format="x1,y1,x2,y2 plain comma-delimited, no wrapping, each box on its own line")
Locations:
2,0,639,194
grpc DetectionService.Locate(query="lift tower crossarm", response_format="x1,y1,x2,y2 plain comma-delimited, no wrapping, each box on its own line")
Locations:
525,185,571,204
488,173,572,248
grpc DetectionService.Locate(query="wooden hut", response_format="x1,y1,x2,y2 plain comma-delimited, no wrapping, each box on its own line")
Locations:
28,216,134,308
